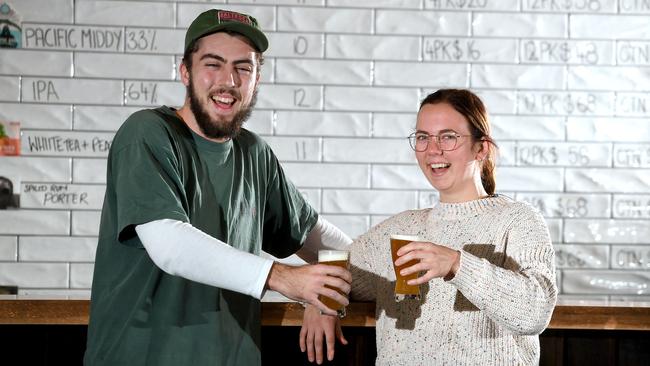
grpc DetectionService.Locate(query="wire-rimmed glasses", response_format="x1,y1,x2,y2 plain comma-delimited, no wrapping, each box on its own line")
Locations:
407,132,470,152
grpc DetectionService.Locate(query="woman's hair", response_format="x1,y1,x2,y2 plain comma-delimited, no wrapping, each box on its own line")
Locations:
419,89,498,195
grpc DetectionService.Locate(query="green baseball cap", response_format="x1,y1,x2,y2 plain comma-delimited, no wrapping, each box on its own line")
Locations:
184,9,268,53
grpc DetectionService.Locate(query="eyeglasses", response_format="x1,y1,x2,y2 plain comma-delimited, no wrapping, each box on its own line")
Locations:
407,132,470,152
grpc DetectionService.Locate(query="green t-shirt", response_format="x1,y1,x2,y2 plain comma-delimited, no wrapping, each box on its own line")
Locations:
84,106,317,366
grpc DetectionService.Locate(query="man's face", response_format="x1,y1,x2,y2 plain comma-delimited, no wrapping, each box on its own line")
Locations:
182,32,260,140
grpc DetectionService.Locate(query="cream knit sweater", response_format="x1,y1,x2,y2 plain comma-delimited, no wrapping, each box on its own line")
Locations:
350,195,557,366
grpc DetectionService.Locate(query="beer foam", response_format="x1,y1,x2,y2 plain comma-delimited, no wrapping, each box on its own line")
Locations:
390,234,422,241
318,250,349,262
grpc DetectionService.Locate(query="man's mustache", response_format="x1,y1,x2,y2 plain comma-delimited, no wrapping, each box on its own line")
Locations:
212,87,242,100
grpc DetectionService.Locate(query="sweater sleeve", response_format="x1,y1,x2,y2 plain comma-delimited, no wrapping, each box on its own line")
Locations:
448,207,557,335
349,229,381,302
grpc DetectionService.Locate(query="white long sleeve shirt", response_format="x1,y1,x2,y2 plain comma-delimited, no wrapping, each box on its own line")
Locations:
135,216,351,299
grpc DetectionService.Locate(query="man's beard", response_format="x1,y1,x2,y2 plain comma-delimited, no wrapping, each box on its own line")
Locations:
187,78,257,140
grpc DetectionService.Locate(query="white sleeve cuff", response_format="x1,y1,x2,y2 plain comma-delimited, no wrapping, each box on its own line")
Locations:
135,219,274,299
302,216,352,257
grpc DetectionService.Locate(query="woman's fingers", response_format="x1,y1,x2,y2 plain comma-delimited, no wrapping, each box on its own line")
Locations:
394,242,459,281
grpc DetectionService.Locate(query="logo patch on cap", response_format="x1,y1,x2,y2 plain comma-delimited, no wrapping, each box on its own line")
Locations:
217,10,252,25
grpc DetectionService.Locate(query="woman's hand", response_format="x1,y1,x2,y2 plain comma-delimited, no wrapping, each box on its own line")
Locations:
299,304,348,364
394,241,461,284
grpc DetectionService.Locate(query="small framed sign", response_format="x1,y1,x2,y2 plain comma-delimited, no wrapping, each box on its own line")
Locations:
0,2,21,48
0,120,20,156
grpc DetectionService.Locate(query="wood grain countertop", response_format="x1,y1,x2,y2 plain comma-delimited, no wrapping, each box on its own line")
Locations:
1,297,650,331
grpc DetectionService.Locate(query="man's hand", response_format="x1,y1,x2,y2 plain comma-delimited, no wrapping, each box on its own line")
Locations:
266,262,352,316
300,304,347,364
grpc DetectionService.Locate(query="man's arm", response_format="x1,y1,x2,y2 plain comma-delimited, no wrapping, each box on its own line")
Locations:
136,219,273,298
136,218,351,315
295,216,353,263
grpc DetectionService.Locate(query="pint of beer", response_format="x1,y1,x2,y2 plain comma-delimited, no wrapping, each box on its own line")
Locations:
317,250,349,318
390,235,422,301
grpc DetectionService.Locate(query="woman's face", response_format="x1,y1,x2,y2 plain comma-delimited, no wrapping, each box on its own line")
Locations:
415,102,487,203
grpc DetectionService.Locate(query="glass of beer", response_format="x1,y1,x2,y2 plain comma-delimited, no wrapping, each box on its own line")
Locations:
317,249,349,318
390,234,422,301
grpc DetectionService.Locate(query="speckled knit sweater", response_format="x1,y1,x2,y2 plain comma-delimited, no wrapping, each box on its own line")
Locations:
350,195,557,366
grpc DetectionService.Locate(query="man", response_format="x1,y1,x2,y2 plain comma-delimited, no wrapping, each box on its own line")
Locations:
84,9,351,366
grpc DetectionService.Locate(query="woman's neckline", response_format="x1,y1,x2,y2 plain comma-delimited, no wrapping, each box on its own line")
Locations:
431,194,509,218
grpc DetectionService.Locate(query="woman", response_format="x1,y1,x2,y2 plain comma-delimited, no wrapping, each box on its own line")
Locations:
300,89,557,365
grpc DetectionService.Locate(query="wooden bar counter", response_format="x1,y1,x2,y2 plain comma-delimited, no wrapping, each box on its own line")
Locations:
1,296,650,365
1,296,649,330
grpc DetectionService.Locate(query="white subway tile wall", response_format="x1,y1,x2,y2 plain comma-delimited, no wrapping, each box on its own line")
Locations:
19,236,98,262
0,0,648,300
0,50,72,76
13,0,73,23
0,104,72,130
0,237,17,261
0,76,19,101
70,211,101,237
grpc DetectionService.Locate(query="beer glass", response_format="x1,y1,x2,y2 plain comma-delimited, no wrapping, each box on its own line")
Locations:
390,234,421,301
317,250,349,318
